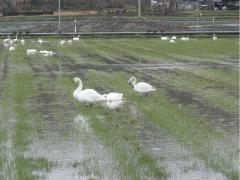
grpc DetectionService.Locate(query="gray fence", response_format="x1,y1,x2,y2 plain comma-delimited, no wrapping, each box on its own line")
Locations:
0,17,239,34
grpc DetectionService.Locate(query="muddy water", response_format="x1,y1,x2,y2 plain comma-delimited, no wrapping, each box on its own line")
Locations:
26,79,119,179
128,104,226,180
58,54,238,179
0,43,238,179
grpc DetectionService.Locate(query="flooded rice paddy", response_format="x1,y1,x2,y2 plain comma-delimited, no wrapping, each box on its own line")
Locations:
0,37,239,180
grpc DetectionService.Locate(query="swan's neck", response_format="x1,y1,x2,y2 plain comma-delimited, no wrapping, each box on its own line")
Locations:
77,80,83,91
132,79,137,86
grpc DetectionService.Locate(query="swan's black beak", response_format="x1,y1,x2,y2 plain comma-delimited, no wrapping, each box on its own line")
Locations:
128,80,132,85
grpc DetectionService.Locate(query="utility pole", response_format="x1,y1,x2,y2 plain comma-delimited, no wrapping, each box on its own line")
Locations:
138,0,141,17
58,0,61,34
212,16,215,32
2,0,4,16
197,17,199,31
74,19,77,34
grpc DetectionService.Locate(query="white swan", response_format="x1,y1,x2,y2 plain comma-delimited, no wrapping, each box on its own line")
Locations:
171,36,177,40
161,36,169,40
26,49,37,55
73,35,80,41
9,46,15,51
39,50,54,56
38,38,48,44
213,34,217,41
106,99,123,109
170,39,175,43
38,38,43,44
67,40,73,45
103,93,124,109
13,34,18,43
9,39,13,44
3,36,10,43
60,40,66,45
73,77,107,105
180,37,189,41
128,76,156,96
20,37,25,45
103,93,123,101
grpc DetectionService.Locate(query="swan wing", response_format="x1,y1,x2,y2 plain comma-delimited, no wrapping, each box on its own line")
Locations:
134,82,156,93
107,93,123,100
75,89,105,103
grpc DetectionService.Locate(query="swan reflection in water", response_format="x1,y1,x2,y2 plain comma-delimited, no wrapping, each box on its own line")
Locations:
73,114,90,132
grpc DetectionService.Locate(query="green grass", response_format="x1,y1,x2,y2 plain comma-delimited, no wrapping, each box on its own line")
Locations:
0,64,54,179
83,70,239,179
0,36,238,179
58,75,168,179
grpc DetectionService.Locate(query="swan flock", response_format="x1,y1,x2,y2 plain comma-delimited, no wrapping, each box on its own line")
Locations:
73,77,156,109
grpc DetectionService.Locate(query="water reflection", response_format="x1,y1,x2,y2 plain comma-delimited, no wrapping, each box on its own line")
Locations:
128,105,226,180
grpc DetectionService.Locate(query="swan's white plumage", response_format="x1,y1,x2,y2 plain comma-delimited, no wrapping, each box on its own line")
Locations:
3,37,10,43
103,93,123,101
20,38,25,44
60,40,66,45
213,34,217,41
38,38,43,44
73,77,106,104
106,100,123,109
39,50,54,56
161,36,169,40
9,46,15,51
180,37,189,41
73,35,80,41
67,40,73,45
13,35,18,43
128,77,156,95
103,93,124,109
26,49,37,55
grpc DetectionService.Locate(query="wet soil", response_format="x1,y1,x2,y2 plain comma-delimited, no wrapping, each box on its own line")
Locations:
0,54,9,99
129,67,238,133
164,87,239,131
128,104,226,180
27,79,120,179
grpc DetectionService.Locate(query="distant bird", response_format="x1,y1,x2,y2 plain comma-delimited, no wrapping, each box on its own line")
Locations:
9,39,14,44
106,99,123,109
180,37,189,41
103,93,123,101
13,34,18,43
20,38,25,45
73,77,107,105
67,40,73,45
39,50,54,56
37,38,48,44
9,46,15,51
3,36,10,43
171,36,177,40
170,39,175,43
38,38,43,44
128,76,156,96
73,35,80,41
26,49,37,55
103,93,124,110
213,34,217,41
161,36,169,40
60,40,66,45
